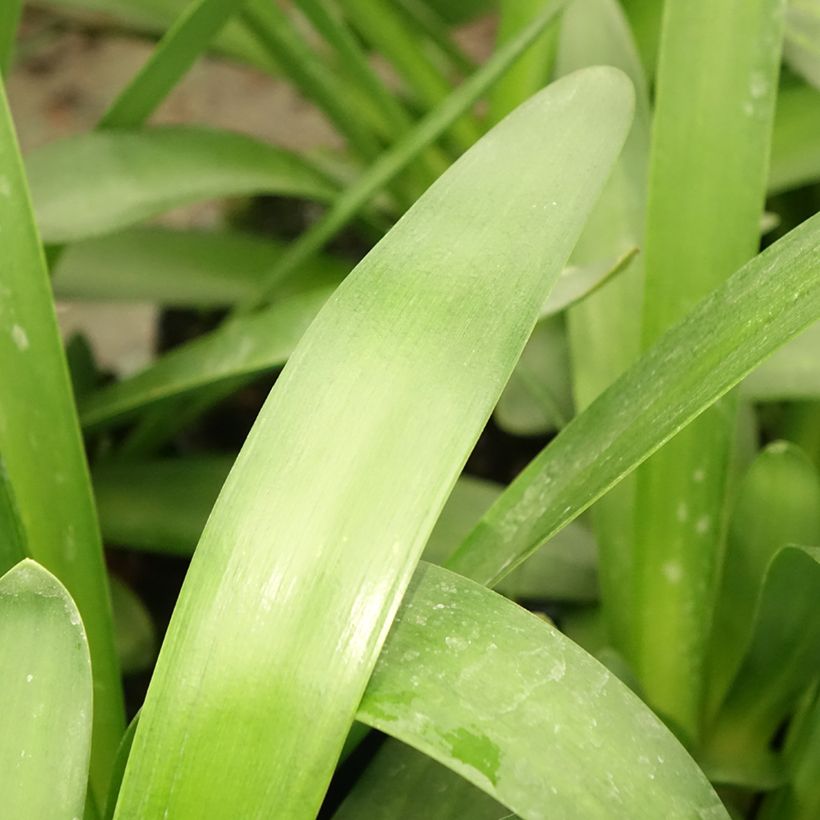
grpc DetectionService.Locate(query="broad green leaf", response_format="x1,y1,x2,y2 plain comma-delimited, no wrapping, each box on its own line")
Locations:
113,69,634,818
759,690,820,820
632,0,785,738
53,228,349,307
494,317,573,436
446,212,820,628
769,82,820,194
26,127,337,243
488,0,560,125
784,1,820,89
706,442,820,716
704,545,820,772
741,320,820,400
353,563,728,819
0,77,123,799
556,0,650,655
80,287,332,429
99,0,250,128
0,560,93,820
243,0,569,310
335,743,508,820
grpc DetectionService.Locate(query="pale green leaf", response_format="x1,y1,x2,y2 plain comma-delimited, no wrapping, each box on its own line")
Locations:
26,127,337,243
52,228,349,307
0,560,93,820
112,68,634,818
354,563,728,820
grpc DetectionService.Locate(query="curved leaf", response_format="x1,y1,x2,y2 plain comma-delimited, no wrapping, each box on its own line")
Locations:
705,545,820,771
355,563,728,820
0,76,123,799
112,69,635,818
446,212,820,599
706,441,820,714
26,126,337,243
80,287,332,429
0,560,93,820
52,227,349,307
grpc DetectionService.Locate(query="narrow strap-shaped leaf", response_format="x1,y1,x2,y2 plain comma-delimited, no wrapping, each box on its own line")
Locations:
337,0,482,152
99,0,250,128
80,287,332,429
488,0,560,125
0,78,124,800
446,212,820,595
618,0,665,82
706,442,820,715
553,0,650,654
769,82,820,194
52,227,350,307
113,69,634,819
26,126,337,243
242,0,569,311
241,0,383,161
632,0,785,737
741,319,820,400
354,562,727,820
0,560,93,820
704,545,820,771
0,0,22,73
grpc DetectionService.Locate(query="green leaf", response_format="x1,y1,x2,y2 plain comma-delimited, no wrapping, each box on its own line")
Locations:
556,0,650,656
110,577,156,675
759,689,820,820
353,563,728,819
80,287,332,429
784,1,820,90
335,742,508,820
112,68,634,818
0,0,22,73
0,560,93,820
446,211,820,629
769,82,820,194
0,455,26,575
706,442,820,716
488,0,560,125
26,126,337,243
39,0,277,70
704,545,820,771
241,0,570,311
52,227,349,307
494,317,573,436
632,0,785,738
0,76,124,800
742,320,820,400
99,0,249,128
337,0,483,152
